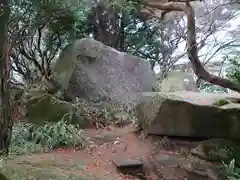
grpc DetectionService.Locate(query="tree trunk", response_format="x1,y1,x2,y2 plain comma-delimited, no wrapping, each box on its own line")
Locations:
143,0,240,93
0,0,13,155
184,2,240,92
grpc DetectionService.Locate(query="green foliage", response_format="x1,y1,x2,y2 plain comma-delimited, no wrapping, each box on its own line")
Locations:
213,98,230,107
25,93,77,125
111,0,140,13
200,82,228,93
0,159,8,180
0,173,9,180
200,55,240,94
10,0,84,83
11,0,78,41
223,159,240,180
10,0,178,83
9,120,87,155
227,55,240,84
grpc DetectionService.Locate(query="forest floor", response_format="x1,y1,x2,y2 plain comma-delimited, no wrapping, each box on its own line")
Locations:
1,124,220,180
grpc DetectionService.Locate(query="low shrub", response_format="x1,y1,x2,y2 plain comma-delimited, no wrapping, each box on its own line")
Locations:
9,118,87,155
223,159,240,180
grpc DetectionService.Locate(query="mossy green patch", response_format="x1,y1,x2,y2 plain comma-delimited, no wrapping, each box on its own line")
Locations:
25,93,77,125
213,98,230,107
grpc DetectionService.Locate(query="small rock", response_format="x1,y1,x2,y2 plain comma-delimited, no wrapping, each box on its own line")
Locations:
113,140,120,145
111,142,128,153
113,158,143,168
89,144,96,150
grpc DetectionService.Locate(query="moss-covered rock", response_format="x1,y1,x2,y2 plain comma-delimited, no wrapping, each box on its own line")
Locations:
25,93,86,126
136,91,240,140
191,139,240,166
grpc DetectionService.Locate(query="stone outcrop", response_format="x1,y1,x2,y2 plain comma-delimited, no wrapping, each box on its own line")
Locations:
136,91,240,140
53,38,155,109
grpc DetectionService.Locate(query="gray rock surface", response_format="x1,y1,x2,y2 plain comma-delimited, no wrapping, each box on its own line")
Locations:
53,38,155,109
136,91,240,140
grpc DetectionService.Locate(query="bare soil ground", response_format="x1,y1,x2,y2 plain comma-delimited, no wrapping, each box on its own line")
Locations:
2,124,218,180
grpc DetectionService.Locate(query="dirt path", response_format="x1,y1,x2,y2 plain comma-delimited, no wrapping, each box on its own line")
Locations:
2,125,217,180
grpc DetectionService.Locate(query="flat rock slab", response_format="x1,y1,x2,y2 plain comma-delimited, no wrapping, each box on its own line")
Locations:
113,158,143,168
137,91,240,140
112,158,144,176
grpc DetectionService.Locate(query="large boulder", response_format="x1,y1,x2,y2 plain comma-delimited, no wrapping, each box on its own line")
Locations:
136,91,240,140
53,38,155,109
158,71,199,92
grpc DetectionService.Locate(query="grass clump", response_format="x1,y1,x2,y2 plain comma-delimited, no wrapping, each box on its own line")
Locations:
9,119,87,155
